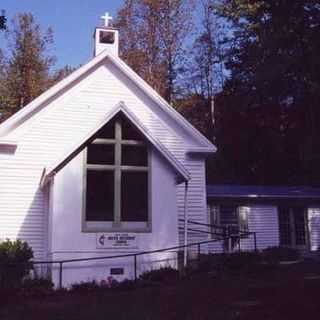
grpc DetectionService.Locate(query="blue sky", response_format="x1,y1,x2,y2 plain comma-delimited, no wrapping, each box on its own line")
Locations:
0,0,125,70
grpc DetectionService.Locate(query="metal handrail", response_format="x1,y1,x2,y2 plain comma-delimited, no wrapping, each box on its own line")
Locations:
179,219,227,232
1,236,234,289
1,220,257,289
179,218,257,253
31,238,225,265
180,218,257,237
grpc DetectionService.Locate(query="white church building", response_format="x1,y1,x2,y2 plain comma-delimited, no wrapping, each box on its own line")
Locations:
2,14,320,288
0,14,216,286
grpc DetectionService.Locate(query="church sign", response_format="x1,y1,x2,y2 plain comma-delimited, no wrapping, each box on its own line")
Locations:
96,233,138,249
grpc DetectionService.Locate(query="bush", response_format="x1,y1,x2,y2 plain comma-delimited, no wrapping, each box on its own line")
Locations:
0,239,33,288
139,267,179,283
262,247,300,265
196,252,264,275
22,278,54,291
71,280,102,292
222,252,262,274
71,278,136,292
21,278,54,297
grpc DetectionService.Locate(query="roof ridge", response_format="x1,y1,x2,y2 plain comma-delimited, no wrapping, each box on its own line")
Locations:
40,101,190,187
0,50,216,153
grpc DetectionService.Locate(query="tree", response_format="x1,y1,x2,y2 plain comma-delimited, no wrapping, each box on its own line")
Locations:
181,0,226,140
156,0,194,103
0,10,6,30
0,13,55,119
50,65,77,85
116,0,166,97
115,0,194,103
213,0,320,184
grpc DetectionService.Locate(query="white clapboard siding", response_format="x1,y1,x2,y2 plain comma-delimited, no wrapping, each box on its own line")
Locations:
0,60,208,259
0,162,46,259
178,158,208,248
240,206,279,251
308,208,320,251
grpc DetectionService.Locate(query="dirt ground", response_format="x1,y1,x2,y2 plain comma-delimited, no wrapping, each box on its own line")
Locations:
1,260,320,320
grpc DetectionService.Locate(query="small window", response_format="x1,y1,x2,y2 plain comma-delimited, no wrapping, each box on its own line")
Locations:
99,31,115,44
278,206,307,247
219,205,238,225
209,204,249,235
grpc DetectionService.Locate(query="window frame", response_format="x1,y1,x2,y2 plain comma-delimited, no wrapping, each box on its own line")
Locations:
209,203,249,237
82,117,152,233
278,206,309,248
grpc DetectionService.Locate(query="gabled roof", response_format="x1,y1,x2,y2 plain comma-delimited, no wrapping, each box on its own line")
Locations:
0,50,216,153
207,184,320,200
40,102,191,188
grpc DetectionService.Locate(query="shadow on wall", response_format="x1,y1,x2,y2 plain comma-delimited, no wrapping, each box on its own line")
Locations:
16,149,179,284
16,151,82,274
15,181,49,277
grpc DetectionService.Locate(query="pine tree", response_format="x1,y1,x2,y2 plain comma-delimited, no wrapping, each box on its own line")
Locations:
214,0,320,184
1,13,55,119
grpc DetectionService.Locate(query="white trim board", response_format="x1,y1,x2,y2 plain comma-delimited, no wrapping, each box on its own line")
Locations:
0,50,216,153
40,101,190,188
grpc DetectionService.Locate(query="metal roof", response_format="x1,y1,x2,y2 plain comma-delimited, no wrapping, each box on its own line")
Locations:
207,185,320,199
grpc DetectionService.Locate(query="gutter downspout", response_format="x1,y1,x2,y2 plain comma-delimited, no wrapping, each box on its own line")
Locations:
183,181,189,267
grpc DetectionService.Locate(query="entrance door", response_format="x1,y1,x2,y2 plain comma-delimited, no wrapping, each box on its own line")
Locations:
278,207,309,249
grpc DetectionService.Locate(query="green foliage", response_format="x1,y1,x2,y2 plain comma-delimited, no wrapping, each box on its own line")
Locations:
211,0,320,184
115,0,194,103
71,278,137,292
71,280,102,292
0,239,33,288
262,246,300,264
222,252,262,273
23,277,54,290
0,13,55,121
139,267,179,283
0,10,6,30
21,278,54,297
197,252,273,275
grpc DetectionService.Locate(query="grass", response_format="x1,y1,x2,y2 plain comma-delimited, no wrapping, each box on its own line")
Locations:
1,259,320,319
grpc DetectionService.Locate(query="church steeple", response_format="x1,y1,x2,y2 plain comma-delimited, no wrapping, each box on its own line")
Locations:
94,12,119,57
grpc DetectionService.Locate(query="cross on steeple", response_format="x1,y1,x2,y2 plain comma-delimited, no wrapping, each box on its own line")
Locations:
101,12,113,27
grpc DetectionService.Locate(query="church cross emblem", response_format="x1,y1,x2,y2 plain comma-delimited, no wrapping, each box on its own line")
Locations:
101,12,113,27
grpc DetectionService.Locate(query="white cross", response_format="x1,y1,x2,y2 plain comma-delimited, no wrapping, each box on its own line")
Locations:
101,12,113,27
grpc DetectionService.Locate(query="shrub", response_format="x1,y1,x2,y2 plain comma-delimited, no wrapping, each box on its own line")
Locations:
22,278,54,291
21,278,54,297
71,280,101,292
113,279,136,291
0,239,33,288
262,246,300,265
139,267,179,283
222,252,262,274
70,278,136,292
